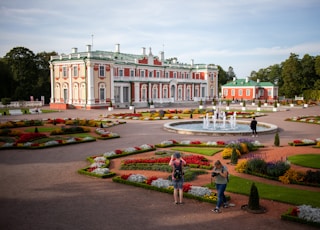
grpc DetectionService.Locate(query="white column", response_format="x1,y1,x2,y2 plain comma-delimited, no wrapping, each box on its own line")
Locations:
183,83,186,100
68,65,73,104
87,62,95,105
50,64,55,103
159,83,162,103
148,82,152,101
134,82,140,102
110,65,114,103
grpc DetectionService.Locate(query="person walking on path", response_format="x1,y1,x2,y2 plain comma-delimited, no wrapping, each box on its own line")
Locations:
211,160,230,213
250,117,258,137
169,152,186,205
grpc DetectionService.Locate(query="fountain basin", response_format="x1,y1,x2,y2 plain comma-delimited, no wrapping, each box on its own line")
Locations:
164,120,278,136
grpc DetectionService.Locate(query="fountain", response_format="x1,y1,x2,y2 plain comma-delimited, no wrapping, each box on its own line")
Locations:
164,109,277,136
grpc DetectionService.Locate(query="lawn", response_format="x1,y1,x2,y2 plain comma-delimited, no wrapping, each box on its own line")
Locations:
287,154,320,169
171,147,222,156
207,175,320,207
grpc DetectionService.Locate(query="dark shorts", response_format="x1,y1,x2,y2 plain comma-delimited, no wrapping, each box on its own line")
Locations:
172,178,184,189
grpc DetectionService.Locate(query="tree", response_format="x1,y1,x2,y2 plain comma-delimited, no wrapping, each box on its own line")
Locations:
281,53,302,98
34,51,57,103
0,59,14,99
4,47,38,101
2,47,57,103
300,54,317,91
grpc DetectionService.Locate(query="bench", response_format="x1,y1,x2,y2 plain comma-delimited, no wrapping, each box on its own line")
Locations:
9,109,23,115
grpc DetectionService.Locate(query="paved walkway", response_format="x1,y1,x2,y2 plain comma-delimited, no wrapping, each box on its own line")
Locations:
0,105,319,230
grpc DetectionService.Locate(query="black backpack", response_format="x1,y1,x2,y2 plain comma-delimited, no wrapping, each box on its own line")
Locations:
173,160,183,179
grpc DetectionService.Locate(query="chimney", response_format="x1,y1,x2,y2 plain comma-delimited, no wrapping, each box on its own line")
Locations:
190,59,194,66
142,47,146,56
148,47,152,55
246,77,249,83
86,45,91,52
159,51,164,62
257,79,260,83
72,47,78,53
115,44,120,53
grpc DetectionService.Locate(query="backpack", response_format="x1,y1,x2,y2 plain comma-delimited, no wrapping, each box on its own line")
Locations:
173,160,183,180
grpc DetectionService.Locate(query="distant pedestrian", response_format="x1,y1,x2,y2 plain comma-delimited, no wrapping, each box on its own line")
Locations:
250,117,258,137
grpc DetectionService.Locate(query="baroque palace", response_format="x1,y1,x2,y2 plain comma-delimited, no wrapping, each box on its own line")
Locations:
49,44,219,109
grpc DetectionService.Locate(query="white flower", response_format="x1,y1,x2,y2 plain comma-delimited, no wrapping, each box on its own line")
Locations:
140,144,152,150
161,140,174,145
206,141,218,145
90,162,106,168
252,140,262,146
298,205,320,223
151,178,172,188
83,137,95,141
92,168,110,175
127,174,147,183
180,140,191,145
66,138,76,143
188,186,212,197
24,142,32,146
123,147,137,153
103,151,116,157
2,142,14,147
302,139,316,144
44,140,59,146
94,156,106,162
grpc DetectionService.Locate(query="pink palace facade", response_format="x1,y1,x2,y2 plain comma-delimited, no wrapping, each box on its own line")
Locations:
49,44,219,109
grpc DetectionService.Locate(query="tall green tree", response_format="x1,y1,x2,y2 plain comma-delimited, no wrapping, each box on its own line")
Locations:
281,53,302,98
4,47,38,101
300,54,316,91
0,59,14,98
34,51,57,103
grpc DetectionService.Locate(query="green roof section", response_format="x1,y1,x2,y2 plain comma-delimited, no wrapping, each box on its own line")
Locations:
223,79,275,87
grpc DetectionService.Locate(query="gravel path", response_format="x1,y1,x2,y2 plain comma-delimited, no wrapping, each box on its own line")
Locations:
0,105,319,230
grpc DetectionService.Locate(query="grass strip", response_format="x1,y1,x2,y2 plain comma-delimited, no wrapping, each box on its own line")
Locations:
171,147,222,156
287,154,320,169
206,175,320,207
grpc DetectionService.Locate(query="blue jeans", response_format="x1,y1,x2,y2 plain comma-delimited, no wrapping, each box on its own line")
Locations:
216,183,227,208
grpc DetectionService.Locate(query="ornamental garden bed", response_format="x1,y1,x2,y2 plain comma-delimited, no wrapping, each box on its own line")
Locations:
112,174,230,204
285,115,320,125
281,205,320,228
288,138,320,146
0,118,124,149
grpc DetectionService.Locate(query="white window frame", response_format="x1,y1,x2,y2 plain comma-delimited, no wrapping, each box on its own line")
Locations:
99,65,105,77
73,66,78,77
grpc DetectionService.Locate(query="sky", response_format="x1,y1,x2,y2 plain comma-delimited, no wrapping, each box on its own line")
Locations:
0,0,320,78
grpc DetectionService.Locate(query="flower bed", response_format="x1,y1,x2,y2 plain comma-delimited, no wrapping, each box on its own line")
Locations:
121,155,212,170
78,144,156,178
78,156,116,178
281,205,320,228
155,139,226,148
112,174,230,204
95,128,120,140
1,136,96,149
285,115,320,125
288,138,319,146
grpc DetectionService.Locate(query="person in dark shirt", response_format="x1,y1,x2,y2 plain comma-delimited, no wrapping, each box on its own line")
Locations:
250,117,258,137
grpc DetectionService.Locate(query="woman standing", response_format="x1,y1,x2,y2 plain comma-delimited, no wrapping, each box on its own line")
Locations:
211,160,230,213
169,152,186,204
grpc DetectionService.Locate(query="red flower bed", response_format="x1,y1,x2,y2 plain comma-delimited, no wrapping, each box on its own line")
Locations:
183,183,192,192
15,133,47,143
146,176,158,185
122,155,210,167
293,140,303,144
217,141,225,145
